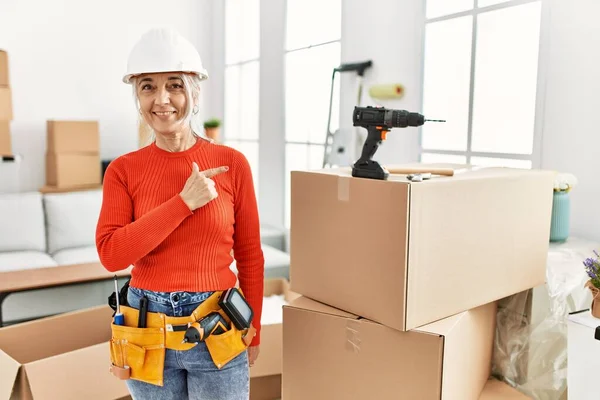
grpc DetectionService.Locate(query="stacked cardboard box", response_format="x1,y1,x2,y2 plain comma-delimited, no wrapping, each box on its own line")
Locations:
283,164,554,399
45,120,102,190
0,50,13,156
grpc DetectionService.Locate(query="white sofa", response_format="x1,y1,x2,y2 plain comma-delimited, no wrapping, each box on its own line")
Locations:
0,190,289,324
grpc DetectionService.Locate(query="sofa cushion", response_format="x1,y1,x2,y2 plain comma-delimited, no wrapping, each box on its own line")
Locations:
0,192,47,253
0,251,58,272
260,225,286,251
230,245,290,279
52,245,101,266
44,190,103,255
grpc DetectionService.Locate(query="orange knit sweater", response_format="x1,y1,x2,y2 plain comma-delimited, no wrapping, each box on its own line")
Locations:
96,138,265,345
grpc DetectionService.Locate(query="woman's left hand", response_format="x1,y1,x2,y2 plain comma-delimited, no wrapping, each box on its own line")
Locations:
248,345,260,366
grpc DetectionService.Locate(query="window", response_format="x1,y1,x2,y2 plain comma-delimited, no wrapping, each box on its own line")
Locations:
284,0,342,228
421,0,542,169
224,0,260,195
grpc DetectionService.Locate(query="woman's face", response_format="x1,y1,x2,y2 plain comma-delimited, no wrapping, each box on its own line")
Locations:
136,72,190,135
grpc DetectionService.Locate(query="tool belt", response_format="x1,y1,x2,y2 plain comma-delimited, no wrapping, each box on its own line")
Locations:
109,290,256,387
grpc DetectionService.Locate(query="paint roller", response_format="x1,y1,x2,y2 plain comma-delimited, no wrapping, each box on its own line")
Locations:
368,83,405,100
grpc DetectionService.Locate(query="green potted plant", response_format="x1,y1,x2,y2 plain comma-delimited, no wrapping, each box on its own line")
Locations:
549,172,577,242
203,118,221,142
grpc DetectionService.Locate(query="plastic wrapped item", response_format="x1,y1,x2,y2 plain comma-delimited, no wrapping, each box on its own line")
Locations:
492,237,597,400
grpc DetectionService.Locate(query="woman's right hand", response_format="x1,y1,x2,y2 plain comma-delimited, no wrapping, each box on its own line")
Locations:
180,162,229,211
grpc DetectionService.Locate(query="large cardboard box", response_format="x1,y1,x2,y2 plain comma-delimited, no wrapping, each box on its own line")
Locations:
0,87,12,120
47,120,99,153
0,305,129,400
282,296,497,400
46,153,101,188
0,51,8,87
290,166,554,331
0,121,11,156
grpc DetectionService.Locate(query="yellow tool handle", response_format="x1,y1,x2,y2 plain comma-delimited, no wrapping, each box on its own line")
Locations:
386,167,455,176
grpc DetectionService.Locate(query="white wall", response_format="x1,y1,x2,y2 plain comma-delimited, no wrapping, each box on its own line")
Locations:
0,0,213,192
539,0,600,242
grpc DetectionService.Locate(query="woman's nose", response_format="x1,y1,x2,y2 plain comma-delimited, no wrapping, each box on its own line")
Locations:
154,87,170,104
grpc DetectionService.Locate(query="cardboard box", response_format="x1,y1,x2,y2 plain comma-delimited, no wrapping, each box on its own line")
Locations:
0,51,8,87
282,296,497,400
567,310,600,400
0,305,129,400
47,121,99,153
0,121,11,156
251,375,281,400
46,153,101,188
479,379,531,399
0,87,12,120
290,166,554,331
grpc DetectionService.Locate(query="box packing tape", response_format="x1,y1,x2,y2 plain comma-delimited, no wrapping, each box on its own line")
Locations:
338,176,351,202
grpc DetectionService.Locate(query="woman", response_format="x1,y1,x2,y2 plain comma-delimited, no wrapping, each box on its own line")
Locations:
96,28,264,400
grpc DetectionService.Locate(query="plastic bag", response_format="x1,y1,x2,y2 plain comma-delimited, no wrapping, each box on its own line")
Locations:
492,238,596,400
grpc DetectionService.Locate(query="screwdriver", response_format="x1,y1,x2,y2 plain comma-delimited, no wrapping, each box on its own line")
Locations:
113,275,124,326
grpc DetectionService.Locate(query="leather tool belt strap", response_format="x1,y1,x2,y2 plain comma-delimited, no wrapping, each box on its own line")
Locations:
109,290,256,387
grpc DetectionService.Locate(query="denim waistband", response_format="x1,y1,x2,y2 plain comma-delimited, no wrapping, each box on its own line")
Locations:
128,285,214,306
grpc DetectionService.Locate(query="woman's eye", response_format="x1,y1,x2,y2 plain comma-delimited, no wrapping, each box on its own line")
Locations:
141,84,152,90
171,84,183,89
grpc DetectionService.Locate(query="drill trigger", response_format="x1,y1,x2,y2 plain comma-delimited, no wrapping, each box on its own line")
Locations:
375,126,387,140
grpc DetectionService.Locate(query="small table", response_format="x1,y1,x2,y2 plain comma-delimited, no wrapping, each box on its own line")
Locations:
0,262,132,327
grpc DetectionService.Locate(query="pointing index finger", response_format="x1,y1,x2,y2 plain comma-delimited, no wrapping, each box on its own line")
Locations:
201,166,229,178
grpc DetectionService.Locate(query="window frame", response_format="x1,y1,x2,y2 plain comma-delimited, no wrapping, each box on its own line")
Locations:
283,5,342,228
420,0,547,169
223,0,261,196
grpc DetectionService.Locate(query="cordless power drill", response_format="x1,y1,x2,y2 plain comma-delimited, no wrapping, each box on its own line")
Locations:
182,312,229,344
352,106,445,180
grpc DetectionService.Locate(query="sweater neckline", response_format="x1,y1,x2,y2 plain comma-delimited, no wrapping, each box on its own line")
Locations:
150,137,208,158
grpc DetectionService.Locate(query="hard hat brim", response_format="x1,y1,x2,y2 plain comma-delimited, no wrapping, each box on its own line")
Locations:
123,69,209,84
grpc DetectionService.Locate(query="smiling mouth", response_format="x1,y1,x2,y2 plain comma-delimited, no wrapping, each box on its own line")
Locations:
153,111,177,116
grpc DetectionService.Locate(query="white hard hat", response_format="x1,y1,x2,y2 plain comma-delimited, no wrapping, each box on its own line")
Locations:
123,28,209,84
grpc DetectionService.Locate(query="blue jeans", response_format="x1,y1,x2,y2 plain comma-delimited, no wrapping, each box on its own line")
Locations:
126,286,250,400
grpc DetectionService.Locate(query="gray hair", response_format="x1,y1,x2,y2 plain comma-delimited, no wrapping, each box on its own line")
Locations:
132,73,205,146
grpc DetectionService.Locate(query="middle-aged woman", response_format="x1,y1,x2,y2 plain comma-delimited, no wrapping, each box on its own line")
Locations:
96,28,264,400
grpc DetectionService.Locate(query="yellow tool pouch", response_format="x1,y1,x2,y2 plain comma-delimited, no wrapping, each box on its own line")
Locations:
204,312,256,369
108,290,255,386
109,323,166,385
